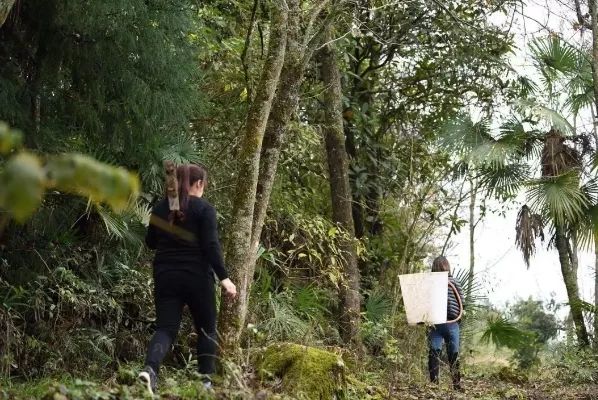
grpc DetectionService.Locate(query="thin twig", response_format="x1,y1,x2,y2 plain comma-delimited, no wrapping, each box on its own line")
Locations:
241,0,260,100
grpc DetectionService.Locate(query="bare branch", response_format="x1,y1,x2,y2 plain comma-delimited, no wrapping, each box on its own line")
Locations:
241,0,260,100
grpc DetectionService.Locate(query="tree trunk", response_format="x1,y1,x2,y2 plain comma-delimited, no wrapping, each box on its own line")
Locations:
589,2,598,346
595,228,598,349
467,179,477,303
217,1,288,354
318,27,361,346
555,225,590,347
0,0,16,28
250,0,305,256
590,0,598,124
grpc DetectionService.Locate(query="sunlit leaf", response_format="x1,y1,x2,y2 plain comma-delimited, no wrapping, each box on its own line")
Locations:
0,122,23,154
46,153,140,211
0,152,45,222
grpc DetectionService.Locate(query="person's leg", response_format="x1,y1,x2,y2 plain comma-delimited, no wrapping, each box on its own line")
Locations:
428,325,444,384
144,273,184,374
184,272,217,376
446,323,462,389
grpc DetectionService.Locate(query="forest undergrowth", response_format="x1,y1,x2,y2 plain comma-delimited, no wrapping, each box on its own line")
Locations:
2,0,598,399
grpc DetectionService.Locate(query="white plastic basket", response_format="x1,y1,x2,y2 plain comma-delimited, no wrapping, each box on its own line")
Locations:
398,271,448,325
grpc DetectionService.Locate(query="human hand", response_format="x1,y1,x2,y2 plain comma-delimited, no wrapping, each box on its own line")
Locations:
221,278,237,299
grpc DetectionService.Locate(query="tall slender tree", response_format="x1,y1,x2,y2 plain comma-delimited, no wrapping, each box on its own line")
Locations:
218,0,336,354
318,26,361,345
218,0,288,353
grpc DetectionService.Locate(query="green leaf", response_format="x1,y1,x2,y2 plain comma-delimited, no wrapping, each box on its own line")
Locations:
0,122,23,154
530,36,579,86
46,153,140,211
0,152,45,222
478,162,529,200
481,314,531,350
518,99,575,134
526,172,588,227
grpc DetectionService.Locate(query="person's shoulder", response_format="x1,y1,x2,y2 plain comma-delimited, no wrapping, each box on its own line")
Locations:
189,197,216,214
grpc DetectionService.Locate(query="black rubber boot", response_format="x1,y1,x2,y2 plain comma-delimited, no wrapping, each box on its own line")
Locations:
448,352,462,390
138,365,158,395
428,349,441,384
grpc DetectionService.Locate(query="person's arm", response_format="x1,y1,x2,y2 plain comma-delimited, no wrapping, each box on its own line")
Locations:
198,204,228,281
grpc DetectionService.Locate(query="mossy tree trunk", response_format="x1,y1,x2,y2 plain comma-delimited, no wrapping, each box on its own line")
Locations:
251,0,303,256
218,0,288,354
555,224,590,347
250,0,333,255
318,27,362,346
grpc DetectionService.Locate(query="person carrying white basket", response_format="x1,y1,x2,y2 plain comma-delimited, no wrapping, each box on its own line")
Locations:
428,256,464,390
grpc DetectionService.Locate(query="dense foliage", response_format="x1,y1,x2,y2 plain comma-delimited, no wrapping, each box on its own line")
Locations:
1,0,597,399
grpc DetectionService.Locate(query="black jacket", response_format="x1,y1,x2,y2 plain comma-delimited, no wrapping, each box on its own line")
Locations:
145,197,228,281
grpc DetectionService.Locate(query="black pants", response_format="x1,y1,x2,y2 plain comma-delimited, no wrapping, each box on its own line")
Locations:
144,269,217,375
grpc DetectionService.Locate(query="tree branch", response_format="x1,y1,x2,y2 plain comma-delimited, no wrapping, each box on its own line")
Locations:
241,0,260,100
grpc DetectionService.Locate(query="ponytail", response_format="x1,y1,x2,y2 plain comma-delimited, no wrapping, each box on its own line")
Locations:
165,162,207,223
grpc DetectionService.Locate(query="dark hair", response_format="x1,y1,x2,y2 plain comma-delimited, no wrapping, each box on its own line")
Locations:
432,256,451,274
169,163,207,223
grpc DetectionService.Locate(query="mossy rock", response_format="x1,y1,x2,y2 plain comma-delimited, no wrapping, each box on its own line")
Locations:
257,343,347,400
496,366,529,384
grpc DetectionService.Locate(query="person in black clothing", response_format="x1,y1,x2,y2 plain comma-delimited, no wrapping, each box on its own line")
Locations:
428,256,464,390
138,164,237,395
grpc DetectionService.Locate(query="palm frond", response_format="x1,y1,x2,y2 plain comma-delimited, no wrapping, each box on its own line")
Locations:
530,36,580,91
452,268,487,310
260,292,310,341
480,314,531,350
518,99,575,134
140,134,204,195
477,162,530,200
569,195,598,251
452,268,488,342
441,115,494,158
516,76,539,97
515,205,545,267
498,119,544,160
159,136,203,165
451,161,470,181
529,36,593,116
364,290,393,323
565,88,594,116
93,202,148,247
526,171,589,227
291,285,331,321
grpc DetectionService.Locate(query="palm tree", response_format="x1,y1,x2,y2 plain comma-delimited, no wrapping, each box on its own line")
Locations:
446,118,593,347
529,36,598,346
443,36,598,347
